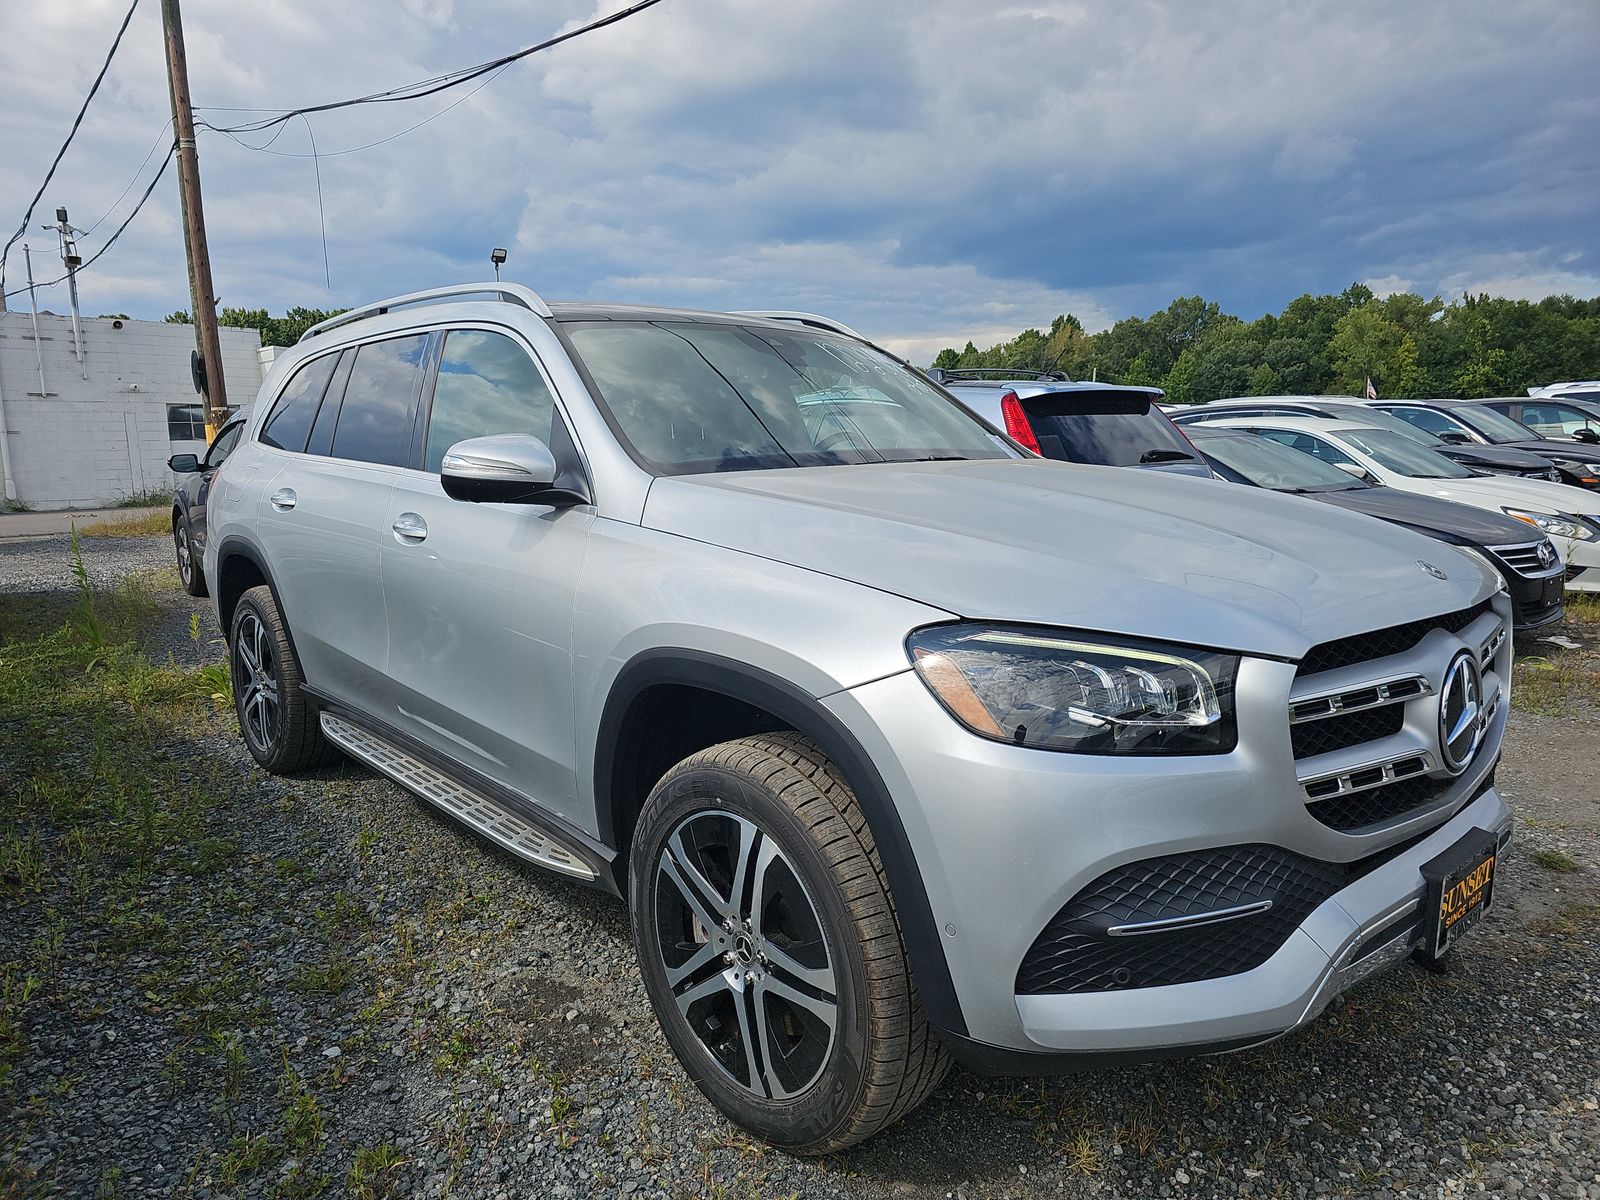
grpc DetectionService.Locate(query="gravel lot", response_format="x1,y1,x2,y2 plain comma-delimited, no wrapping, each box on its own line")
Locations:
1,534,1597,1199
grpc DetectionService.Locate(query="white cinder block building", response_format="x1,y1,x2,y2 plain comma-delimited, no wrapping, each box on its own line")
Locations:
0,310,265,510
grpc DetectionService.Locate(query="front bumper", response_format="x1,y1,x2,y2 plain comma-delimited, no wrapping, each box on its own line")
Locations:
1563,532,1600,592
824,601,1511,1063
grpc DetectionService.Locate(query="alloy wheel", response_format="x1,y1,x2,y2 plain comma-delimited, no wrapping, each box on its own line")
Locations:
232,610,281,753
653,811,838,1100
174,524,192,585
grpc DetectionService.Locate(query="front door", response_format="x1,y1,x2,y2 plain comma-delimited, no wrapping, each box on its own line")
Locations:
379,328,591,823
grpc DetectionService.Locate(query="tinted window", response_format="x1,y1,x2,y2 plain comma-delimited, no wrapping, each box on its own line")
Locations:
305,351,353,458
261,354,339,452
330,335,429,467
424,331,556,473
1019,391,1193,467
1520,403,1598,438
204,423,243,469
564,321,1009,474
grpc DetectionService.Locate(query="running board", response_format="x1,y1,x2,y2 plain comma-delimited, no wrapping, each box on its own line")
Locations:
319,712,597,881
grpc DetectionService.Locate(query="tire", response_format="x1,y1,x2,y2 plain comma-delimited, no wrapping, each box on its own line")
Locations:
174,515,208,598
229,585,337,773
629,732,949,1154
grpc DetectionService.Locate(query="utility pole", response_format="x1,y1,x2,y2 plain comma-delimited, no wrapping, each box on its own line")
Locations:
160,0,228,438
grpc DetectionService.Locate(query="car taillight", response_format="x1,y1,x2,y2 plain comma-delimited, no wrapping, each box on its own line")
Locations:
1000,391,1041,455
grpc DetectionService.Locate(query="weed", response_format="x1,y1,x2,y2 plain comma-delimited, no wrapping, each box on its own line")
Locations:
1532,848,1579,873
347,1143,409,1200
0,829,46,894
1530,901,1600,938
212,1030,249,1102
1512,651,1600,717
116,488,172,509
0,971,40,1088
80,510,170,538
278,1061,323,1153
293,957,355,997
216,1130,281,1187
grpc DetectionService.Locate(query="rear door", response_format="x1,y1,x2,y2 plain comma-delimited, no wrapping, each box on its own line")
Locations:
380,327,592,821
258,333,431,716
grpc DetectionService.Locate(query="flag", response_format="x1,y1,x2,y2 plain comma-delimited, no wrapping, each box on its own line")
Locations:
1364,376,1377,400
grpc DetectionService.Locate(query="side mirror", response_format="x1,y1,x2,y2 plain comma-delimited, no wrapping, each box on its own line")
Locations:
440,434,584,506
168,453,200,473
1574,427,1600,445
1437,430,1472,445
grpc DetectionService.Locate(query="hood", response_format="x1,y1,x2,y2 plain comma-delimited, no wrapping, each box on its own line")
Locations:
1502,439,1600,466
1311,487,1550,545
1412,473,1600,521
642,460,1496,660
1442,443,1558,470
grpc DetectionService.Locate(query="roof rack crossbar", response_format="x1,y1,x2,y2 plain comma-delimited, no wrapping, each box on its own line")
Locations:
732,310,865,340
300,282,554,342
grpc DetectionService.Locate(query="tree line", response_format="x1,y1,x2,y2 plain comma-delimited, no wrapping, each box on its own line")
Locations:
929,286,1600,403
164,306,346,348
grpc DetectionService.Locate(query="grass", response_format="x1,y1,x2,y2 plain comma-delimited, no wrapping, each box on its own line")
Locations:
347,1143,409,1200
1511,651,1600,717
115,488,172,509
78,510,171,538
1531,848,1580,873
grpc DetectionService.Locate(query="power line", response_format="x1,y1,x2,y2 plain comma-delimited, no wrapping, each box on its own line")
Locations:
2,146,175,302
81,118,175,236
206,0,665,136
1,0,143,292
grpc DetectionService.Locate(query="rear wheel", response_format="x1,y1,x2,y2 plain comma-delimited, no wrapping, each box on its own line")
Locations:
629,733,948,1153
229,585,336,773
174,516,207,597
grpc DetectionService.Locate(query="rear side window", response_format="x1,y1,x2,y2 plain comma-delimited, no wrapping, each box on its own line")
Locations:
330,335,430,467
260,354,338,452
424,331,557,473
204,423,243,468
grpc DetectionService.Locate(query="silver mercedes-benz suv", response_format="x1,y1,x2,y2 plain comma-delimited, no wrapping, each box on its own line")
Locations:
202,283,1513,1152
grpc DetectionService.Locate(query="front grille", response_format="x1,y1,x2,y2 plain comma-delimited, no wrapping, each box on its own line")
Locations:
1296,601,1492,677
1491,542,1557,578
1291,705,1405,759
1017,842,1402,995
1306,774,1450,831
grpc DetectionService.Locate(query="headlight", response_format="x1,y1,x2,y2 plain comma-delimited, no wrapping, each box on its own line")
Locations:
907,624,1238,755
1459,547,1511,593
1583,463,1600,475
1502,508,1593,541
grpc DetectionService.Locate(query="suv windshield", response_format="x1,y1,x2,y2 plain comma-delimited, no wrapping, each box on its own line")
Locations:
563,321,1012,474
1453,404,1542,443
1201,433,1364,491
1340,429,1476,478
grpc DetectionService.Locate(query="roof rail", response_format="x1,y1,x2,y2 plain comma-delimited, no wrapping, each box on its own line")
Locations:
926,368,1073,383
299,282,554,342
732,310,865,340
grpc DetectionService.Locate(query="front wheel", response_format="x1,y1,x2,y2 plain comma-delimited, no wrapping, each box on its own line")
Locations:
629,733,949,1153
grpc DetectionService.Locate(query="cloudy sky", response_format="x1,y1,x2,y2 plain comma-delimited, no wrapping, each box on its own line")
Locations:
1,0,1596,361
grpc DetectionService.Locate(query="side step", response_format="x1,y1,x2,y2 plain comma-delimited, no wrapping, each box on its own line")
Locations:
319,712,596,881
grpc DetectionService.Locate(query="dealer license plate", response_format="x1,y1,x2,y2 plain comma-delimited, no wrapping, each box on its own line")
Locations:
1420,829,1498,960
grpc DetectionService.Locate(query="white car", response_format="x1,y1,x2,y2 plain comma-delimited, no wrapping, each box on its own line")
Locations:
1194,415,1600,591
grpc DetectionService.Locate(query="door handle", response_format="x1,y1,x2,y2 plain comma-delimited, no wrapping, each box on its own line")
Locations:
269,487,297,511
391,512,427,543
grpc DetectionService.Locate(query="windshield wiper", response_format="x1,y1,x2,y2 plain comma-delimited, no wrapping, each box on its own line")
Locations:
1139,448,1197,463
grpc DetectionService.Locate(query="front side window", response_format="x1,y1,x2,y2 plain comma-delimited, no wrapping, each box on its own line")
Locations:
330,335,430,467
204,423,243,469
424,331,557,473
1521,403,1598,439
563,320,1011,475
1339,428,1475,478
261,354,339,452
